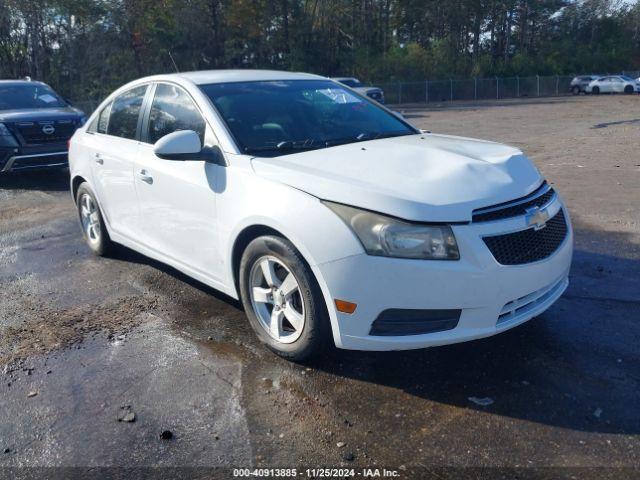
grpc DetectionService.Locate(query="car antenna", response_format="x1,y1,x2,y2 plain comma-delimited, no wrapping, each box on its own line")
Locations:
168,51,179,73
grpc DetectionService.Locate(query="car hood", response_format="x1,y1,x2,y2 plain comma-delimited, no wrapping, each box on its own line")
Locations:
0,107,84,123
251,134,542,222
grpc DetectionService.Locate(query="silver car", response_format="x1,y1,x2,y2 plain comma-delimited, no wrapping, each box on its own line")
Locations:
332,77,385,103
585,75,640,94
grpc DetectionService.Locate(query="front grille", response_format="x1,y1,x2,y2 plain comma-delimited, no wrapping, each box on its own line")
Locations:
483,209,568,265
473,182,555,223
13,120,78,145
369,308,461,336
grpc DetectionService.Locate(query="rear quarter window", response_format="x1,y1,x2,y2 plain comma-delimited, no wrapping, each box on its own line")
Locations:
88,102,112,134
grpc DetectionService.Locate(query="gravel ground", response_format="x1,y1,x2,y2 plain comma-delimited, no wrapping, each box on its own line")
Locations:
0,95,638,478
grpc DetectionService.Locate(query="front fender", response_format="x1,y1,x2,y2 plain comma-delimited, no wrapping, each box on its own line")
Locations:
218,167,364,347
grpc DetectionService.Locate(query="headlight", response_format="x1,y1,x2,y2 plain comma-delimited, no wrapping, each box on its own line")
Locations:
324,201,459,260
0,123,12,136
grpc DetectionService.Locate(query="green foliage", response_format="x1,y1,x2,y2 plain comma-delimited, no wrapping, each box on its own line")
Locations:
0,0,638,102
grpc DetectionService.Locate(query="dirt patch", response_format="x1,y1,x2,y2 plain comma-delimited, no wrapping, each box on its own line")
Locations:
0,295,159,366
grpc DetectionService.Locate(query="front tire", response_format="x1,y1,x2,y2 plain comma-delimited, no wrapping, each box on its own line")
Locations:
592,86,600,95
239,235,331,361
624,85,634,94
76,183,113,256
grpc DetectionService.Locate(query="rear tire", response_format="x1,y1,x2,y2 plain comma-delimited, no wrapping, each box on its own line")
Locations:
571,86,580,95
76,182,114,256
592,86,600,95
239,235,331,361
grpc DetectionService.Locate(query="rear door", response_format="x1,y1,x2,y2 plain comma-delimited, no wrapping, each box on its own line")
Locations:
133,82,224,281
89,85,149,238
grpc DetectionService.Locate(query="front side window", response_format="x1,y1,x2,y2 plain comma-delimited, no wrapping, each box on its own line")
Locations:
199,80,416,157
0,83,67,110
148,84,206,144
107,85,147,140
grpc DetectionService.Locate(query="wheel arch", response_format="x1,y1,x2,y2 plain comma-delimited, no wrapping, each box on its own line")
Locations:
228,221,344,347
231,224,283,295
71,174,88,203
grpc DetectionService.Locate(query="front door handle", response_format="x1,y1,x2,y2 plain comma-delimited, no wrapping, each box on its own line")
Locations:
94,153,103,165
137,169,153,184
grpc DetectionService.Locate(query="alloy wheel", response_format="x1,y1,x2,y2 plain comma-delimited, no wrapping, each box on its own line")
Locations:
249,256,306,344
79,193,101,245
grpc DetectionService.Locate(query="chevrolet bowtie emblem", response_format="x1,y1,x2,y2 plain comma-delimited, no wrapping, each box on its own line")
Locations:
525,206,550,230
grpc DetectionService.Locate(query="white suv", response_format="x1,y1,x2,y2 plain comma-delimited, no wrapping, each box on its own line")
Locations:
69,70,573,360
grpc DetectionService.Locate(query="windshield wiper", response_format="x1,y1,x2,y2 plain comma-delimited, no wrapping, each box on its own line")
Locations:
325,130,415,147
372,130,416,140
245,131,417,154
244,140,326,154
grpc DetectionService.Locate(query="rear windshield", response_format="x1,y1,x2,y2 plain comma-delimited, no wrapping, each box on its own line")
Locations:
0,83,67,110
200,80,416,157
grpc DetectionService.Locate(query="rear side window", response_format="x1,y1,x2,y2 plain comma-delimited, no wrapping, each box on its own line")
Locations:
107,85,147,139
147,83,205,144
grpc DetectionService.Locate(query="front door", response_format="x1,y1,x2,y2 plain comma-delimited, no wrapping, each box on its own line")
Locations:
133,83,223,282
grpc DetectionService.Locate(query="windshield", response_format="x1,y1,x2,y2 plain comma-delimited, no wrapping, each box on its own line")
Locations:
200,80,416,156
0,83,67,110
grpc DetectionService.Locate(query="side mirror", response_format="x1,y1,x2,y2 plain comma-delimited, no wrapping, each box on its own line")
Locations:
154,130,202,160
392,111,405,120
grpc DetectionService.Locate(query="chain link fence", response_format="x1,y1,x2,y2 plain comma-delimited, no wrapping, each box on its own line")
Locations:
374,75,580,105
71,71,640,113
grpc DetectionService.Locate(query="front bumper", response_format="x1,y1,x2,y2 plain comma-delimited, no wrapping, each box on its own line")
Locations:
316,203,573,351
0,144,68,172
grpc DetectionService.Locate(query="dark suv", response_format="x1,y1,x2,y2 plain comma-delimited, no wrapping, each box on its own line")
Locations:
0,80,85,172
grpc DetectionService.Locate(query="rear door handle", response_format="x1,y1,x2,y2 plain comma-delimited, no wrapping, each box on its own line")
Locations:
94,153,103,165
137,169,153,184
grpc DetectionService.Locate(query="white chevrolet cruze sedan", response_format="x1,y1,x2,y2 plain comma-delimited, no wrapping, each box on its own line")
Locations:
69,70,573,360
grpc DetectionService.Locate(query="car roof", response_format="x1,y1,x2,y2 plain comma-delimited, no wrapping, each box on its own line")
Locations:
141,69,327,86
0,79,48,87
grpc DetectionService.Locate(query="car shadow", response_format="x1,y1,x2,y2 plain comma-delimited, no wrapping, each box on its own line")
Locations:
0,169,70,192
306,223,640,435
111,244,244,310
101,219,639,435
